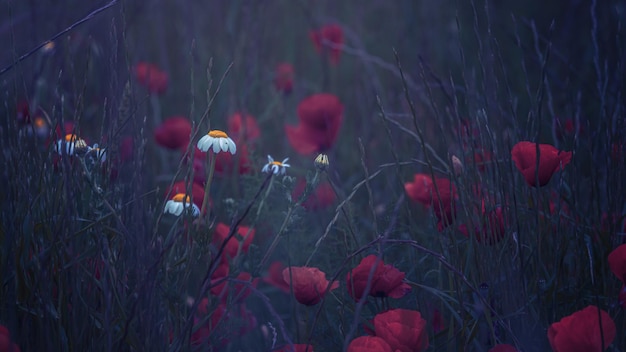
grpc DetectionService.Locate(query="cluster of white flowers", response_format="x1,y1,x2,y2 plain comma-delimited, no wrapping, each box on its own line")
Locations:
56,134,106,162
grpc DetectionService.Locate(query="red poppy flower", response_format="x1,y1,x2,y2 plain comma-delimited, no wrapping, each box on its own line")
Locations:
372,309,429,352
608,244,626,283
511,141,572,187
282,266,338,306
286,93,343,155
274,344,314,352
346,255,411,300
473,149,493,172
547,305,616,352
347,336,392,352
165,181,206,209
263,261,290,293
292,178,337,210
404,174,457,225
488,344,518,352
135,62,168,95
309,24,343,65
213,223,255,260
154,116,191,150
228,112,260,143
191,299,228,346
274,63,294,94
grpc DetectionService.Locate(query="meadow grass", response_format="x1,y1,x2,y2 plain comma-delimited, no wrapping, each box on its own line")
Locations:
1,1,624,351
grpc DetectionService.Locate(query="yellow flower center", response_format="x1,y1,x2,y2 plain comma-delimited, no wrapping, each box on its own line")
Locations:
208,130,228,138
271,161,283,166
65,134,78,142
172,193,191,203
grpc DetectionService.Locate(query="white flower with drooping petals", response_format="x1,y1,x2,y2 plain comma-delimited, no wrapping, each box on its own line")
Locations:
164,193,200,217
261,155,290,175
197,130,237,154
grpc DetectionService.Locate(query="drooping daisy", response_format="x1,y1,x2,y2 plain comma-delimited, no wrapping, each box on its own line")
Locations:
164,193,200,217
56,133,88,156
262,155,290,175
87,144,107,163
197,130,236,154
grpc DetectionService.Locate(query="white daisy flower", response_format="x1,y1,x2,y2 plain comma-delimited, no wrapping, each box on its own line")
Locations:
87,144,107,163
164,193,200,217
197,130,237,154
56,134,88,156
261,155,290,175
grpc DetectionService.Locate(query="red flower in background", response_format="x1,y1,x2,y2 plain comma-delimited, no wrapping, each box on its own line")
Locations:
210,271,258,302
309,24,344,65
263,261,290,293
154,116,191,150
165,181,206,209
274,63,294,94
488,345,518,352
547,305,616,352
511,141,572,187
404,174,457,226
608,244,626,283
432,308,444,333
228,112,260,143
372,309,429,352
192,143,252,180
292,178,337,210
135,62,168,95
346,255,411,300
213,223,255,261
282,266,338,306
190,299,228,346
347,336,392,352
0,325,20,352
286,93,343,155
274,344,314,352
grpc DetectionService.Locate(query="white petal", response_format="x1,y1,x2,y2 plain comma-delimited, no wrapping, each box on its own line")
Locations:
172,203,183,216
227,139,236,154
212,140,221,153
262,164,269,173
282,158,289,164
197,136,209,151
219,138,230,152
267,155,274,163
190,204,200,217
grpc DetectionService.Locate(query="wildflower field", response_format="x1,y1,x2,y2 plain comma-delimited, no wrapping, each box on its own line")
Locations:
1,1,626,351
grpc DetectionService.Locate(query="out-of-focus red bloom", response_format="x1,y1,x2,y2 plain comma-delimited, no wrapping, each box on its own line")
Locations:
274,63,294,94
282,266,338,306
292,178,337,210
608,244,626,283
0,325,20,352
511,141,572,187
210,271,258,302
154,116,191,150
473,149,493,173
228,112,260,143
547,305,616,352
619,285,626,309
213,223,255,260
165,181,206,209
120,136,134,163
309,24,344,65
274,344,314,352
191,299,227,346
193,143,252,178
263,261,290,293
488,344,518,352
554,117,583,140
372,309,429,352
404,174,457,226
347,336,392,352
135,62,168,95
16,99,30,124
286,93,343,155
346,255,411,300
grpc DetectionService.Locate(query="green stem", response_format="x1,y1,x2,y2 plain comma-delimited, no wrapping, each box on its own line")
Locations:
200,152,216,222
